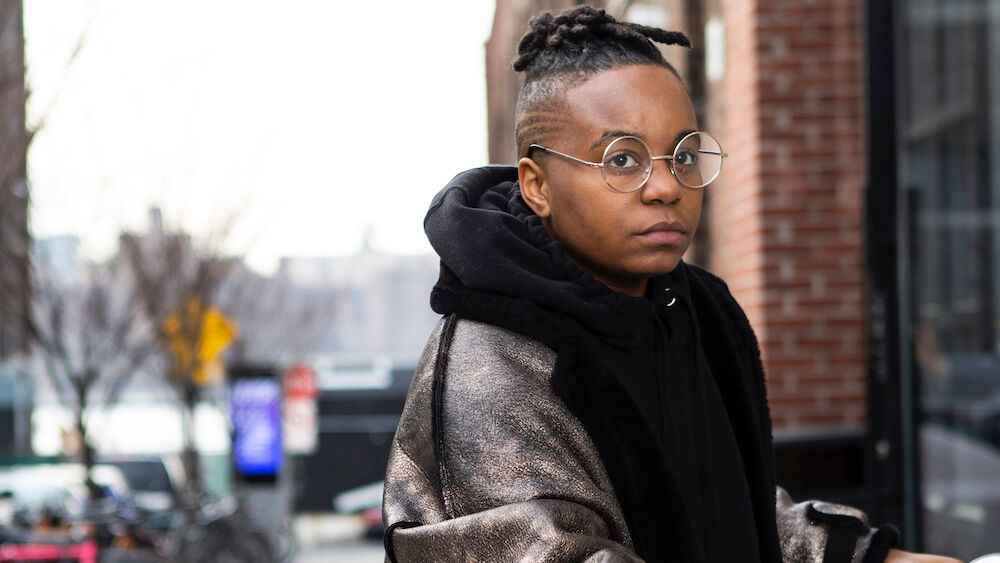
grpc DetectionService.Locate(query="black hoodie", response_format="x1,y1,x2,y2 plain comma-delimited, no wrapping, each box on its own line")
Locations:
424,166,780,562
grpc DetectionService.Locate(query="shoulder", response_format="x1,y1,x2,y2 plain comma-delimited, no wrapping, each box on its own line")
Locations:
409,315,558,401
404,316,624,521
442,317,558,381
405,317,560,424
419,316,559,414
386,315,560,525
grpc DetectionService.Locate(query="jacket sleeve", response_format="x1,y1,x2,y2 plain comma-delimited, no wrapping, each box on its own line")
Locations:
382,316,641,563
776,486,900,563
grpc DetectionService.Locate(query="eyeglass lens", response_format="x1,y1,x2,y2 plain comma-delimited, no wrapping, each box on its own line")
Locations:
600,133,723,191
601,137,652,191
674,132,723,189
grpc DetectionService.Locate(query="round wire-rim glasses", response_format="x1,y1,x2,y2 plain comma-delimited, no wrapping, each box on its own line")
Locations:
528,131,728,192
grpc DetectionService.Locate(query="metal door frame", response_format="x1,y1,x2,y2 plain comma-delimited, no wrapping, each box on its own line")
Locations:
863,0,923,550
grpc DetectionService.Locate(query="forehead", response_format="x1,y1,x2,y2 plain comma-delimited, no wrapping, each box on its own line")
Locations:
561,64,696,149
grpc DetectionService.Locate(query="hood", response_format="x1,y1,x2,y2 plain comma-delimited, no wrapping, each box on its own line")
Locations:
424,166,667,340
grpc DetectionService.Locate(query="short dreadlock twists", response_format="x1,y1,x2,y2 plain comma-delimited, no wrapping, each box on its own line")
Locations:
513,5,691,158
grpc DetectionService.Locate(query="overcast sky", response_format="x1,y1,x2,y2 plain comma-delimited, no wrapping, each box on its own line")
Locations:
24,1,496,273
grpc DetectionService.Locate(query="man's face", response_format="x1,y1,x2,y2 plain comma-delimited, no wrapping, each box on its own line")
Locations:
519,64,703,297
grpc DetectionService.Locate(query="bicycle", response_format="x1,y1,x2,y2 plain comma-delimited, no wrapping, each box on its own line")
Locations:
153,494,294,563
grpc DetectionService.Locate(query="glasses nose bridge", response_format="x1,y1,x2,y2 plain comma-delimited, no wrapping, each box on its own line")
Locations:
635,152,687,194
649,154,677,178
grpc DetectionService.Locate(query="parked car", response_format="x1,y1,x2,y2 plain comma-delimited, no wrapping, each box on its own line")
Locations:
332,481,384,540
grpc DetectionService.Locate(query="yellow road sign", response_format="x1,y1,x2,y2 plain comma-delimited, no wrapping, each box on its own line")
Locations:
163,297,238,385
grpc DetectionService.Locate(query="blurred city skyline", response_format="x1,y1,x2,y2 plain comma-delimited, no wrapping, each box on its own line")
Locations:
23,0,496,274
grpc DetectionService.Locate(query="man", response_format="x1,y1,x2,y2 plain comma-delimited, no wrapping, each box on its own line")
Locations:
382,6,959,562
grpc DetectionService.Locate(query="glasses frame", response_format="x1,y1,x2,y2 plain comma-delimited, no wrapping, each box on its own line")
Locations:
527,131,728,192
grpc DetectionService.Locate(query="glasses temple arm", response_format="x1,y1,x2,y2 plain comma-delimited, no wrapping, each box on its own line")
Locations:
531,145,603,168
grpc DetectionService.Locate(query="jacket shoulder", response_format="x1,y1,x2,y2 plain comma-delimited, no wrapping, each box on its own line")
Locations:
443,317,559,388
383,317,559,525
383,316,634,558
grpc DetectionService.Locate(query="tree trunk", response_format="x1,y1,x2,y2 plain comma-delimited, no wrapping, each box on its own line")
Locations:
179,379,202,497
75,416,103,500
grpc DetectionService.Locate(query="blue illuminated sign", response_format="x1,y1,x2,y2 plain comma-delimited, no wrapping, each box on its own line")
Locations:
230,378,282,476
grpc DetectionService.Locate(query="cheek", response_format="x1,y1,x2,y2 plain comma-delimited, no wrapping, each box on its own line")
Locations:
550,199,591,240
552,199,629,260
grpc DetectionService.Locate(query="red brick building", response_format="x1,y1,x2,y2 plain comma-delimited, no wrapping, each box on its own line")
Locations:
703,0,868,430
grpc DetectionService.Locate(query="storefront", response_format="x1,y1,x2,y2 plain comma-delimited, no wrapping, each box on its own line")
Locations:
867,1,1000,559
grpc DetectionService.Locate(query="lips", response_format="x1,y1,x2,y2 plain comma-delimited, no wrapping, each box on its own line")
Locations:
638,221,687,245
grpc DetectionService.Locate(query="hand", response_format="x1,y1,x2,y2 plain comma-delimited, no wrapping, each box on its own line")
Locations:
884,548,962,563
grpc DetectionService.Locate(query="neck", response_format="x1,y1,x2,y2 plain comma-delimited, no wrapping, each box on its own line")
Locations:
560,249,649,297
596,275,648,298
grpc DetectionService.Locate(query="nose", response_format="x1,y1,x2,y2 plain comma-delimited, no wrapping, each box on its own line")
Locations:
638,159,684,205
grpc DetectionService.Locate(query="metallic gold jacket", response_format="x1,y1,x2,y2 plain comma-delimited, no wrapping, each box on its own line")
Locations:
383,317,896,562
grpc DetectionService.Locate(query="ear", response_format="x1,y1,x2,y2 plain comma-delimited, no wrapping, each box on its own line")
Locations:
518,157,551,219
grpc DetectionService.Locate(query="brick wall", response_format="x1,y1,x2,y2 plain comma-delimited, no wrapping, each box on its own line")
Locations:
706,0,867,430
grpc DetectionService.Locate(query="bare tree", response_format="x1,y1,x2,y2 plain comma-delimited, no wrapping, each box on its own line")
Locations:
1,0,33,360
118,211,237,498
28,249,160,496
2,0,89,360
7,0,114,480
26,213,243,502
120,214,341,496
29,207,323,502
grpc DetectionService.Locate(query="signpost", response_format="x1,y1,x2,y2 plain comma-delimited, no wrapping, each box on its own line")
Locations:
283,364,319,454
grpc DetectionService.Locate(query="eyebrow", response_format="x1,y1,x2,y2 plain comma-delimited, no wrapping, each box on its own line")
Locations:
589,128,698,152
590,130,639,150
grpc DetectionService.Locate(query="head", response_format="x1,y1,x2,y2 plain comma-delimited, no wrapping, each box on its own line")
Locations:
514,6,707,297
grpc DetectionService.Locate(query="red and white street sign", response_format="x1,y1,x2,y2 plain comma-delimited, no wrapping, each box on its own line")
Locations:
284,364,319,400
283,364,319,454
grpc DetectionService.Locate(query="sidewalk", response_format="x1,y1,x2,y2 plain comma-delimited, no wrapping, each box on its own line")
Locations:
292,513,383,563
294,539,383,563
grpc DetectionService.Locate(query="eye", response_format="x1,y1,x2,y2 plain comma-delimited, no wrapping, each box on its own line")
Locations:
673,149,699,167
605,151,642,170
